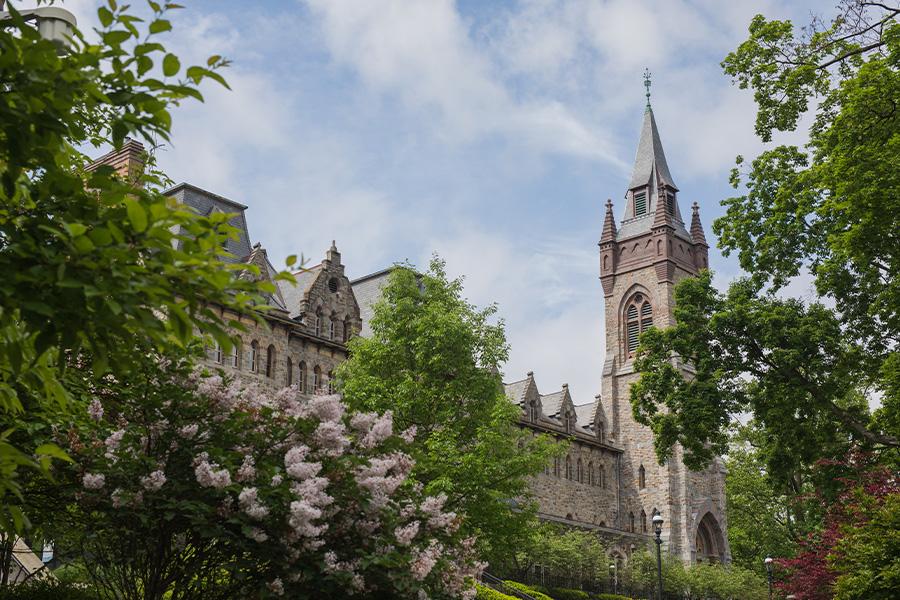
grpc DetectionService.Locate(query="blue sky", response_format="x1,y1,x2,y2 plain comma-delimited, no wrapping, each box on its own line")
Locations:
60,0,823,402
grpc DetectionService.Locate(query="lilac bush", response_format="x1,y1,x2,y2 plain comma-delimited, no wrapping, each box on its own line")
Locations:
65,355,482,600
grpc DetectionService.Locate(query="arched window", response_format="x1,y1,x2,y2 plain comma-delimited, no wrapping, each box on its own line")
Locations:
625,294,654,356
598,421,606,443
553,457,561,478
313,366,321,391
314,309,322,336
587,461,594,486
629,512,635,533
250,341,260,373
327,370,335,393
639,464,646,489
329,315,336,340
565,455,573,480
298,361,307,393
229,341,240,369
286,357,293,386
641,509,648,533
576,458,583,483
266,344,276,378
208,341,223,364
344,317,353,342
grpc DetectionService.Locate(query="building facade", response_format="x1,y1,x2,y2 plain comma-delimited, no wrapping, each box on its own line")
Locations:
93,102,729,564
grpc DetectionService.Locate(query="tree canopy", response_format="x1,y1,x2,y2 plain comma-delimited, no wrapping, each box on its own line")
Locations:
336,258,559,561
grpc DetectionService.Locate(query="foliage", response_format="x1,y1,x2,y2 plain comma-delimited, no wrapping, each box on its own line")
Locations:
502,580,553,600
503,522,609,584
632,0,899,484
621,550,767,599
621,550,688,596
337,259,559,559
776,457,899,600
475,584,518,600
544,589,588,600
594,595,633,600
724,423,807,571
0,0,280,534
0,580,97,600
48,354,480,600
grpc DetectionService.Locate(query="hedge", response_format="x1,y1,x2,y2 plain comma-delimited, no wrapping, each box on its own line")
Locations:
0,581,98,600
594,595,634,600
546,588,589,600
476,583,519,600
502,580,554,600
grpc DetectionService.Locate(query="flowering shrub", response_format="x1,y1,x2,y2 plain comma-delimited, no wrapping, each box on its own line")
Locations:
64,356,482,599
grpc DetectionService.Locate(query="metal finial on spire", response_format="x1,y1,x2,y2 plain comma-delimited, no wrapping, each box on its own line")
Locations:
643,68,652,108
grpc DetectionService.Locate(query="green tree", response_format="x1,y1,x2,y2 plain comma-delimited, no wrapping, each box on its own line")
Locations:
0,0,280,534
505,522,609,585
336,259,559,561
630,0,899,485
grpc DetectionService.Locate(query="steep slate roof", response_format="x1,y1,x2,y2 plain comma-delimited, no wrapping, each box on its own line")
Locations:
351,268,395,338
503,378,529,407
277,263,324,320
540,390,566,418
574,402,598,429
165,182,253,263
627,107,677,191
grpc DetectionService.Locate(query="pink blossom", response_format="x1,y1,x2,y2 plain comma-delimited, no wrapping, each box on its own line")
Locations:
267,578,284,596
288,500,326,539
246,527,268,543
238,487,269,520
410,541,442,581
82,473,105,490
87,398,104,422
111,488,124,508
141,470,167,491
313,421,349,457
270,474,283,486
361,411,393,448
400,425,417,443
309,394,344,422
394,521,420,546
195,460,231,489
236,455,256,482
104,429,125,459
349,411,377,432
178,424,199,439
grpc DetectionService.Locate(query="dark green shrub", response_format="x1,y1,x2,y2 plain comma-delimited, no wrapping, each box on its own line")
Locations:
502,580,554,600
594,594,633,600
548,588,590,600
0,580,98,600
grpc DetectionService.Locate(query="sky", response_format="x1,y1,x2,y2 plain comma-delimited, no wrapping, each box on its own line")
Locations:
56,0,826,405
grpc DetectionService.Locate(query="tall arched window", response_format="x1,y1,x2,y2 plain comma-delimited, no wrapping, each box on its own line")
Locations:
587,461,594,486
576,458,583,483
266,344,276,378
553,457,561,478
229,341,240,369
329,314,336,340
565,455,573,480
625,294,654,356
327,370,335,393
208,341,223,363
629,512,635,533
314,309,322,336
639,464,646,489
286,357,293,386
313,366,321,391
298,361,307,393
250,341,260,373
641,509,648,533
598,421,606,443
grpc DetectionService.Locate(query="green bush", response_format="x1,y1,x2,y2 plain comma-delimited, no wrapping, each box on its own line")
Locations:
0,580,98,600
476,583,519,600
594,594,633,600
548,588,590,600
502,580,554,600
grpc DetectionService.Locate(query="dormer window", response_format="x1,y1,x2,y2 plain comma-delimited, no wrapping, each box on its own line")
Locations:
666,191,676,215
634,190,647,216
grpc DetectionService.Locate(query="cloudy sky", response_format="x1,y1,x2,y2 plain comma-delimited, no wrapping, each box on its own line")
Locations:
60,0,824,404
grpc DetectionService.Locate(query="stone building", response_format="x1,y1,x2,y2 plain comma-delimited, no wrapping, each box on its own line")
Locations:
92,99,729,565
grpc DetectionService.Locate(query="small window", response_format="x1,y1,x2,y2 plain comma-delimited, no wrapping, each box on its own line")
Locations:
598,421,605,443
328,277,339,293
565,455,573,480
577,458,583,483
634,191,647,216
314,310,322,336
208,341,223,364
599,465,606,489
641,509,648,533
286,357,293,386
587,462,594,486
666,192,676,215
298,361,307,393
250,341,260,373
639,464,646,489
313,366,321,391
229,342,240,369
327,371,335,394
629,512,635,533
329,319,335,340
553,457,561,478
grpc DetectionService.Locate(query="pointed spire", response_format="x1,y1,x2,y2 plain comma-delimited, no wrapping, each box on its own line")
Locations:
643,68,652,110
601,199,617,243
628,105,677,192
690,202,708,246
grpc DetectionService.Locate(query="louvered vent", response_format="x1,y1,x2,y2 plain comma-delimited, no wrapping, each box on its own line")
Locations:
634,191,647,216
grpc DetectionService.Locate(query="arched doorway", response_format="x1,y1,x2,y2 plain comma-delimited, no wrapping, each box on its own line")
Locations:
694,512,726,564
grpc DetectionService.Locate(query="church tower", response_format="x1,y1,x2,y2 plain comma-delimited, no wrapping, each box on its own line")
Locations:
599,76,729,564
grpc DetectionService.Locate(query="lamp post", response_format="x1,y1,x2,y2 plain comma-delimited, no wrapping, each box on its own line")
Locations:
609,563,617,595
653,514,664,600
765,556,774,600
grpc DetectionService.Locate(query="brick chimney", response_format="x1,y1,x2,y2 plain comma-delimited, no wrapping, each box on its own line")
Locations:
88,138,146,185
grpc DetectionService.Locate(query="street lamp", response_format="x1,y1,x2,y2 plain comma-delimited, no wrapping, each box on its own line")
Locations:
609,563,617,595
765,556,774,600
653,514,664,600
0,4,77,52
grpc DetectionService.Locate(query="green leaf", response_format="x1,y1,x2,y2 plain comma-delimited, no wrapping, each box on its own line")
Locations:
286,254,297,267
163,53,180,77
149,19,172,34
124,198,148,233
98,7,114,27
34,444,73,463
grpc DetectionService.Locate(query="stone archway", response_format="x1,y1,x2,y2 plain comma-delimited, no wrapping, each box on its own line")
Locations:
693,512,726,564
